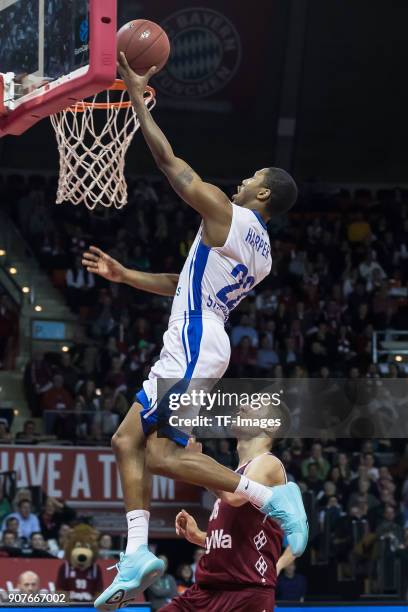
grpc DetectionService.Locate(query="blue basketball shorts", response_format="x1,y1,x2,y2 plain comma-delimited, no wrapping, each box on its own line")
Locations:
136,312,230,446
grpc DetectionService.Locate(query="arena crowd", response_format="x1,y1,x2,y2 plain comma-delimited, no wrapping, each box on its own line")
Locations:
0,173,407,600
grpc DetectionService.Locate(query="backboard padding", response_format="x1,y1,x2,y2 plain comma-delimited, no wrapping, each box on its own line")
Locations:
0,0,117,137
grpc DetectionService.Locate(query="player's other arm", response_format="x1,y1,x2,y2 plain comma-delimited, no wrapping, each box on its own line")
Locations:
175,509,207,547
214,454,287,507
123,269,179,296
82,246,179,297
117,53,232,245
276,545,296,576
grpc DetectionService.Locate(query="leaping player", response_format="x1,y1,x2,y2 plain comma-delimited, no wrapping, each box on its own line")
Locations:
83,53,308,610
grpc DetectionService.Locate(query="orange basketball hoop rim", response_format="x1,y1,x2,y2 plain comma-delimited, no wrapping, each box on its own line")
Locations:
50,79,157,210
70,79,155,111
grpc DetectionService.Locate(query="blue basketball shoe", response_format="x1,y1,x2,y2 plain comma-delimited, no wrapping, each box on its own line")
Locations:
261,482,308,556
94,545,164,610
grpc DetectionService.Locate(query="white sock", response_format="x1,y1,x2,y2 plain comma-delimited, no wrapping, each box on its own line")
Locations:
125,509,150,555
235,476,272,508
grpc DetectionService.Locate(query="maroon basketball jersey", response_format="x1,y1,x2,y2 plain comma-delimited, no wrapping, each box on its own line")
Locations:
56,561,103,601
195,453,285,590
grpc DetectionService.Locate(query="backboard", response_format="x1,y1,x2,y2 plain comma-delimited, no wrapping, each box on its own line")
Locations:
0,0,117,137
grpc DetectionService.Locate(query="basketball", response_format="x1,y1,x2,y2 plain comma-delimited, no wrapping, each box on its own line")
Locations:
116,19,170,75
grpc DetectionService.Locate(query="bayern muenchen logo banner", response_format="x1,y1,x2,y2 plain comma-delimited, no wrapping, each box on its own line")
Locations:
156,7,241,99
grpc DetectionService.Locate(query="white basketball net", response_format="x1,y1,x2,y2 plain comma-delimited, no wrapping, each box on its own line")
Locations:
50,84,156,210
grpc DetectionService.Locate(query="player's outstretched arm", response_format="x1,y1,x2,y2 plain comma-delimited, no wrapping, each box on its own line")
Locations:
82,246,179,297
122,269,179,297
117,53,232,245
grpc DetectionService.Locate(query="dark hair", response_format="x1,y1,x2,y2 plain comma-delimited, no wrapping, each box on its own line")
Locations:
263,167,298,215
2,529,16,538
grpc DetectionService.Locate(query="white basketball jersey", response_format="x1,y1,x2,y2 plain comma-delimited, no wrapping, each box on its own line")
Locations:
170,204,272,323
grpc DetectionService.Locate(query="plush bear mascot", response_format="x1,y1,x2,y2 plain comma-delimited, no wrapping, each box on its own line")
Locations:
56,524,103,602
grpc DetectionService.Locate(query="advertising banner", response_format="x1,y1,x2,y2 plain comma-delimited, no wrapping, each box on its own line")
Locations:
0,446,207,536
